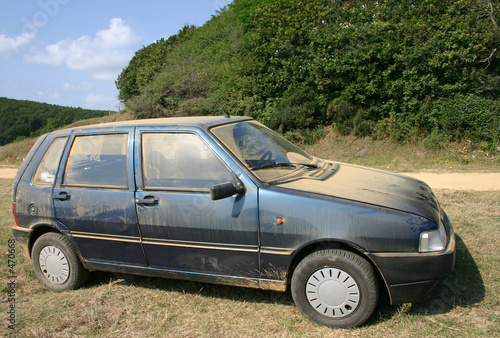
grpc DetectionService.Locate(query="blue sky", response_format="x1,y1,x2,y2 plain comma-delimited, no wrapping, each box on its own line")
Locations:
0,0,233,111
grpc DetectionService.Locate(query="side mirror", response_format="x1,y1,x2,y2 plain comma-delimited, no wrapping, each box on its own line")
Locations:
210,181,245,200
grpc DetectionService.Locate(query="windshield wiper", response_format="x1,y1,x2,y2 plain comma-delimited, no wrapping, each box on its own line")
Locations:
251,163,295,170
296,162,319,169
251,162,318,171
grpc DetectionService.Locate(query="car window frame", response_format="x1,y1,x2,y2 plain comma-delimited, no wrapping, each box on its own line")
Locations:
56,130,134,191
137,129,236,193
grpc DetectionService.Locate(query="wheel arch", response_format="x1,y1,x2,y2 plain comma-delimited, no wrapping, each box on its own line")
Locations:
286,240,390,299
28,225,85,263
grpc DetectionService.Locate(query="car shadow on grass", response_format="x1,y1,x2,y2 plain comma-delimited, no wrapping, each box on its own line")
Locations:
83,234,483,326
84,270,296,306
409,233,484,315
364,233,485,326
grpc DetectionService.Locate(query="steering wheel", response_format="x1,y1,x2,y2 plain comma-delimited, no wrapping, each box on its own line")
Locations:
259,150,272,162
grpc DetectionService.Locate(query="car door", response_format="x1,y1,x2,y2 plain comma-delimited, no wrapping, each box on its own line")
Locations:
52,128,147,266
135,128,259,277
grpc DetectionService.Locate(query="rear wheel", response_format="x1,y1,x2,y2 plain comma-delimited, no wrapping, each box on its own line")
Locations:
291,249,378,328
32,232,88,292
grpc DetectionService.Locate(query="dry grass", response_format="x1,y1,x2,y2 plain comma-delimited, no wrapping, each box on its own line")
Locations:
1,175,499,336
303,127,500,173
0,138,38,165
2,115,498,173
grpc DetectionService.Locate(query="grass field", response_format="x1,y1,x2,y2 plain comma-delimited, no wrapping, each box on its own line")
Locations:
302,127,499,173
1,187,499,336
0,124,499,336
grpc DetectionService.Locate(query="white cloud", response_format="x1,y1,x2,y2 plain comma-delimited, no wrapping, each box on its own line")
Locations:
0,32,35,57
49,91,61,100
24,18,140,80
61,81,94,92
84,93,119,110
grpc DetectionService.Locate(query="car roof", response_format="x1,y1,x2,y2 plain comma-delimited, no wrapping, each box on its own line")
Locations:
65,115,254,132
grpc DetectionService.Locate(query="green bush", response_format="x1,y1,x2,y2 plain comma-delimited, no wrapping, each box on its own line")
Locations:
425,95,500,150
269,88,321,133
116,0,500,149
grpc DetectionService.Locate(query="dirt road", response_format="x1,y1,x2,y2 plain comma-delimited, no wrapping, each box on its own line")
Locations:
0,168,498,191
401,173,500,191
0,168,18,179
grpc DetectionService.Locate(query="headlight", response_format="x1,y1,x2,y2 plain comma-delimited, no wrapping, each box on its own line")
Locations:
419,221,447,252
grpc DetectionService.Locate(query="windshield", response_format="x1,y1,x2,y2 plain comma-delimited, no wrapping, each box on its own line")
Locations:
211,121,315,182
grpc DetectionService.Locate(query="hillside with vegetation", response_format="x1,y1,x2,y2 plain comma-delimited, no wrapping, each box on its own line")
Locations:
0,97,111,146
116,0,499,150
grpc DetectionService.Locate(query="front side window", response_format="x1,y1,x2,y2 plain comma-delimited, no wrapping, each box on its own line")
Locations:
63,134,128,188
142,133,233,190
33,137,67,186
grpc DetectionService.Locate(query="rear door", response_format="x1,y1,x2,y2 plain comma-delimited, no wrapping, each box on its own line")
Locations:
53,128,147,266
134,128,260,277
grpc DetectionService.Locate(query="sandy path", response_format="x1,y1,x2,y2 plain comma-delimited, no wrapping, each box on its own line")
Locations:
0,168,19,179
0,168,498,191
401,173,500,191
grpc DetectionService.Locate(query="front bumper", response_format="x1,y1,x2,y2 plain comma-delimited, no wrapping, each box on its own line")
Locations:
369,228,456,305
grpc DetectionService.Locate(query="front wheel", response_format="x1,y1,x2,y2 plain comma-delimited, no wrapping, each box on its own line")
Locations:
31,232,88,292
291,249,378,328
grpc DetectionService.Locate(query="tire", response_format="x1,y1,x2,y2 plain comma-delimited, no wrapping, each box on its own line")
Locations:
291,249,378,328
31,232,88,292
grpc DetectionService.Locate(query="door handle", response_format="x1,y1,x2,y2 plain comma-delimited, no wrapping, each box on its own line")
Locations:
135,196,159,205
52,192,70,200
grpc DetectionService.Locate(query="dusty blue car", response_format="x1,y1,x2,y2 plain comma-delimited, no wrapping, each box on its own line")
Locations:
12,116,455,327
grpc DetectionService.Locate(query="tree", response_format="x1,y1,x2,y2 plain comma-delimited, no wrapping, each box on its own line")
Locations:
116,0,500,148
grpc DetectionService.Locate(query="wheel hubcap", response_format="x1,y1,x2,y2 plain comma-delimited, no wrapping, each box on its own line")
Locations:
39,245,70,284
306,267,360,318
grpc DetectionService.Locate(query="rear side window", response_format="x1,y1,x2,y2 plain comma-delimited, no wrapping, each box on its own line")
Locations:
142,133,233,190
33,137,67,186
63,134,128,188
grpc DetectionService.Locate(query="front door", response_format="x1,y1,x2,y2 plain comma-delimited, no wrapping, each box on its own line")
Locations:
53,130,147,266
135,130,259,277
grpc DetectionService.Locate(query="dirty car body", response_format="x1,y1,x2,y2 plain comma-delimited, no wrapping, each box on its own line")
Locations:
12,116,455,328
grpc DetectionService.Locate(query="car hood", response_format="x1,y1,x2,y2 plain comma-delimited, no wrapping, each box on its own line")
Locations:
278,162,441,224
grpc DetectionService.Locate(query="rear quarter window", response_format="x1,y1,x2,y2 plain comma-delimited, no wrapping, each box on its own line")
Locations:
32,137,67,186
